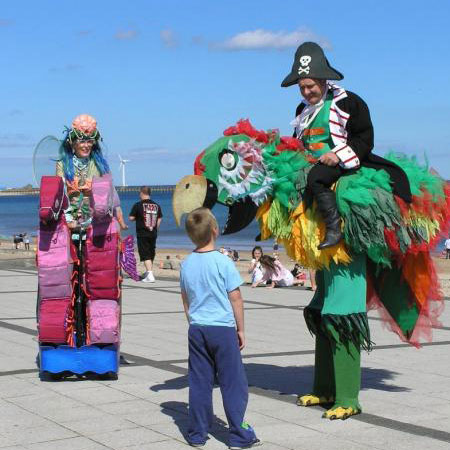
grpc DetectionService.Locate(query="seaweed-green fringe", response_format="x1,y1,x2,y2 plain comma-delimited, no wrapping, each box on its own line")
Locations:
304,307,373,352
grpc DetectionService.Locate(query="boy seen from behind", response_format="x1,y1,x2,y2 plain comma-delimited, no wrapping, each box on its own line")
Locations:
180,207,261,449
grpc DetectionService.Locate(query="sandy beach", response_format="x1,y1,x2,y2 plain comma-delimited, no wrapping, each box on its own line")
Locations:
2,237,449,295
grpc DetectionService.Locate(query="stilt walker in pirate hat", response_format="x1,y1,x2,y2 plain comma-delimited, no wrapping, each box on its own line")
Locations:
282,42,413,419
282,42,411,249
171,41,448,422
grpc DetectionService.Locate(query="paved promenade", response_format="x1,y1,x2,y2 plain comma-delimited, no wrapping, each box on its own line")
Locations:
0,258,449,449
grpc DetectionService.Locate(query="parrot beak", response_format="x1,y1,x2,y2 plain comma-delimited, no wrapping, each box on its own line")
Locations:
172,175,218,226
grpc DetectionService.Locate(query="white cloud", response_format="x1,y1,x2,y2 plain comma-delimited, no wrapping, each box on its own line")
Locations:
160,29,178,48
115,29,139,40
212,28,331,51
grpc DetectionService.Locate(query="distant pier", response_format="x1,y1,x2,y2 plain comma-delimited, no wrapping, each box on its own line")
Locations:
0,185,175,196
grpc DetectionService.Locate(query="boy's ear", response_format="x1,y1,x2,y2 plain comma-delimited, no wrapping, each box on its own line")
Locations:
213,226,219,238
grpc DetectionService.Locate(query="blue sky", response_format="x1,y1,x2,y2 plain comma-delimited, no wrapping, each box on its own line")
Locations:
1,0,449,187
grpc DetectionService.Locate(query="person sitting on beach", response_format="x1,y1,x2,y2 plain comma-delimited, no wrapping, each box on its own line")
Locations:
258,255,304,289
248,246,265,288
291,263,306,286
159,255,174,270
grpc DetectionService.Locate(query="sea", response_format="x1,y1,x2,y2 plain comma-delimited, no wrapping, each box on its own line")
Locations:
1,192,445,253
0,192,275,252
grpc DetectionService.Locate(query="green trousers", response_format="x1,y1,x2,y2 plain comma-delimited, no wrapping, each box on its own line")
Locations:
313,324,362,411
305,254,370,411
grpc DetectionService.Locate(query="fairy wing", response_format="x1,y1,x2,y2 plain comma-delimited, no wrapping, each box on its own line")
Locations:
32,135,62,187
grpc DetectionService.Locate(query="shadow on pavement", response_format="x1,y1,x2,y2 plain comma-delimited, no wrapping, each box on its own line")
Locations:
151,364,409,396
159,400,229,445
245,363,410,394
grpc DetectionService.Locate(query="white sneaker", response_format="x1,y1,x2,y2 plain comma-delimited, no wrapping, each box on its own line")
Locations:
142,271,155,283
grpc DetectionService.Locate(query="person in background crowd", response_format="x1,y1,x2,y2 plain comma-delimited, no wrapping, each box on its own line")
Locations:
309,269,317,291
129,186,163,283
248,246,264,288
160,255,174,270
445,235,450,259
259,255,304,288
23,233,30,251
291,263,306,286
13,234,22,250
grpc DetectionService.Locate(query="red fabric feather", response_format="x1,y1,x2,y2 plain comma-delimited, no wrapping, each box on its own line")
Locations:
223,119,274,143
194,150,206,175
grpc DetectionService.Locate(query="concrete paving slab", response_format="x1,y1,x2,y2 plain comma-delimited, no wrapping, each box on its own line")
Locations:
88,427,169,449
24,436,110,450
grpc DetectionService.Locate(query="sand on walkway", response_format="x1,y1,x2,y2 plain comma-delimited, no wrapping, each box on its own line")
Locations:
2,237,449,294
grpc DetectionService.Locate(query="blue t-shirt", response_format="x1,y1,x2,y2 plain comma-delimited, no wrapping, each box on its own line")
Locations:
180,250,243,327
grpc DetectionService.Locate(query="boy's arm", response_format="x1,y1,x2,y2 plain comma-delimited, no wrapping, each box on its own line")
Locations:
228,288,245,350
181,289,190,323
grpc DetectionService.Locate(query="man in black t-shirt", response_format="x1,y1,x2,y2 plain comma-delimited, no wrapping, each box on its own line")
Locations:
129,186,163,282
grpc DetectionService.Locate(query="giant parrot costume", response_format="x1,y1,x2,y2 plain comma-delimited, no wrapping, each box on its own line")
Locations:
172,117,449,420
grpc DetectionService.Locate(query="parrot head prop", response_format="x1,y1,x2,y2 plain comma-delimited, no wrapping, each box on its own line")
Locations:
173,119,310,235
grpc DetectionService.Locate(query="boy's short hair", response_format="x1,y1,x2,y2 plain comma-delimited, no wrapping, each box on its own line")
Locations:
140,186,151,196
185,207,218,248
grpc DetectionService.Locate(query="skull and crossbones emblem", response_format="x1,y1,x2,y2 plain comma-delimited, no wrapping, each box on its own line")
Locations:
298,55,311,75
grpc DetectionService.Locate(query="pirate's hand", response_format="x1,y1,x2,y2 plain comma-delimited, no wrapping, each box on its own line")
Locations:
319,152,339,166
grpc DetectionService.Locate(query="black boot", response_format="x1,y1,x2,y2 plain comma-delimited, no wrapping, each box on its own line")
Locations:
315,191,343,250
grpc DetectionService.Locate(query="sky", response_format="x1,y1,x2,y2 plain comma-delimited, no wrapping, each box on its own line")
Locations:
1,0,449,188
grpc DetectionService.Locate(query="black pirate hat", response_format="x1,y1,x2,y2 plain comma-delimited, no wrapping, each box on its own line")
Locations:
281,42,343,87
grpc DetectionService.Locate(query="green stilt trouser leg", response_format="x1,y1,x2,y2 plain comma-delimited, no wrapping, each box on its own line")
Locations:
304,254,368,412
311,323,362,411
328,324,362,411
312,331,335,399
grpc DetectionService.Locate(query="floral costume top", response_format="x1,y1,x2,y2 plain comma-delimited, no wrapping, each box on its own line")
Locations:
56,156,101,224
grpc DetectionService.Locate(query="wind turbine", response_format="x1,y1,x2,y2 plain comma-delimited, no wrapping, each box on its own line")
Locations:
118,154,130,187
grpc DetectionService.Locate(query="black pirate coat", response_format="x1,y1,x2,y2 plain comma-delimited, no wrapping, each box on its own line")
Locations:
293,87,412,203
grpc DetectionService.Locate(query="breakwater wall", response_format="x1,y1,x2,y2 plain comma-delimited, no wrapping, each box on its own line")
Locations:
0,185,175,196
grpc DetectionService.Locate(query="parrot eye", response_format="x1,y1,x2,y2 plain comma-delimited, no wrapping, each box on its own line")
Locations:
219,149,237,171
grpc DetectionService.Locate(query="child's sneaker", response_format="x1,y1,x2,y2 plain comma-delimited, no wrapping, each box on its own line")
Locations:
229,438,262,449
142,271,155,283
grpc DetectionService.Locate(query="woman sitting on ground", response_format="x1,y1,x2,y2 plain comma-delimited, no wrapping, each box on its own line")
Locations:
258,255,304,288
